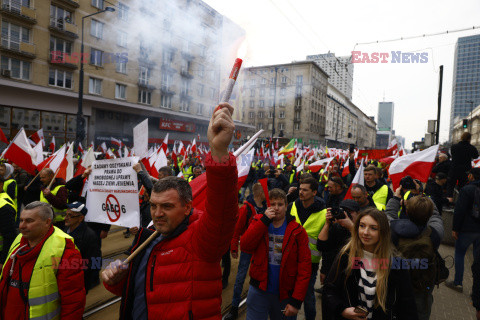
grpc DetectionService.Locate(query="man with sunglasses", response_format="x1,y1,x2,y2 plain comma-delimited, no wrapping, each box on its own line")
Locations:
64,201,101,293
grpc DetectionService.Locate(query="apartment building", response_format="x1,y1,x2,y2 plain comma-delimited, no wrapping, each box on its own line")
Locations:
0,0,252,148
240,61,329,146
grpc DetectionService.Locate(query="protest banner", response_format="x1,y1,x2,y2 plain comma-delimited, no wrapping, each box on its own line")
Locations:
85,157,140,228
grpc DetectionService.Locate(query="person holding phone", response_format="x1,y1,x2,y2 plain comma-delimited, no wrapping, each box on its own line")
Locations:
323,208,418,320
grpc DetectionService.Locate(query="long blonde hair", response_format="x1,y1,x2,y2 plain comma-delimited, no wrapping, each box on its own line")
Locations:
336,207,393,312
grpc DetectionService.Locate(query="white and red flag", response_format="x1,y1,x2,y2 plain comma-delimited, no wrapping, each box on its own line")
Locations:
3,128,38,175
0,128,9,144
344,159,365,200
75,147,95,177
100,142,108,154
309,157,334,173
78,142,84,155
49,136,55,153
111,137,123,148
30,129,45,147
191,138,197,154
161,133,169,154
389,144,439,189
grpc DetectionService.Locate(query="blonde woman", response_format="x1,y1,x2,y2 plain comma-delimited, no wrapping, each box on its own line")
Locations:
323,208,418,320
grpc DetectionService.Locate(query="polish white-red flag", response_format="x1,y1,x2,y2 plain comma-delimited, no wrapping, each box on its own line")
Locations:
178,141,186,157
151,149,168,178
30,129,45,147
189,130,263,212
56,144,74,181
3,128,38,175
33,141,44,166
100,142,108,154
161,133,169,154
105,148,115,159
49,136,55,153
37,144,66,175
75,147,95,177
78,142,84,155
191,138,197,154
389,144,439,190
309,157,334,173
344,159,365,200
111,137,123,148
0,128,9,144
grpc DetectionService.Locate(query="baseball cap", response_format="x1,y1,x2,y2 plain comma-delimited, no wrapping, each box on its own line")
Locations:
339,199,360,212
66,201,88,216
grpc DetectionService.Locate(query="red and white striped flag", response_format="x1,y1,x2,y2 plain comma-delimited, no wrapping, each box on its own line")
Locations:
309,157,334,173
111,137,123,148
49,136,55,153
344,159,365,200
30,129,45,147
3,128,38,175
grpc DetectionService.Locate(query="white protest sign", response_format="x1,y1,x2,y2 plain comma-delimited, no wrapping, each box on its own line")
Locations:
133,119,148,158
85,157,140,228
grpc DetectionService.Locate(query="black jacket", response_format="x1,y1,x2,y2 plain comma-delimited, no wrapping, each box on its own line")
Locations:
268,174,289,191
450,141,479,173
0,196,17,264
317,223,350,275
66,174,86,203
425,179,449,214
324,252,419,320
65,221,101,292
325,189,347,209
432,160,451,176
365,180,393,205
453,180,480,233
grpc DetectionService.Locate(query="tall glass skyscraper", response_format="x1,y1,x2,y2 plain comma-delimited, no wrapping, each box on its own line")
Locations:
450,34,480,140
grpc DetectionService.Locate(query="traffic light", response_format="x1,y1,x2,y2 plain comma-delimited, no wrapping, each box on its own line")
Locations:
463,119,468,128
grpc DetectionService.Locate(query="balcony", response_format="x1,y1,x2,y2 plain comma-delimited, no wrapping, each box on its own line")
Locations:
294,105,302,111
161,63,176,74
1,1,37,24
48,52,78,69
138,79,155,90
160,84,176,95
138,51,156,67
181,50,195,61
295,94,302,99
180,91,193,100
55,0,80,9
180,68,194,79
49,17,78,39
0,37,36,59
294,118,301,123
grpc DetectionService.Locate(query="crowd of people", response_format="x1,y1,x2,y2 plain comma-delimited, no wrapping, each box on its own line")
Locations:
0,104,479,320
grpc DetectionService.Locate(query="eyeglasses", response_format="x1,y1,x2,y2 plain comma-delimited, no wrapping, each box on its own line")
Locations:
65,213,83,218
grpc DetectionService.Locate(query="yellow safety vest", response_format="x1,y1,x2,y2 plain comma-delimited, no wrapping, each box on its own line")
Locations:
40,185,66,222
290,201,326,263
287,170,296,184
372,184,389,211
3,178,17,211
0,193,16,252
182,166,193,179
1,227,74,320
397,190,411,217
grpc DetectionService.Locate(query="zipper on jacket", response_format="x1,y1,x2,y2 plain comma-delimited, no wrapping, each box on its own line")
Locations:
150,255,157,291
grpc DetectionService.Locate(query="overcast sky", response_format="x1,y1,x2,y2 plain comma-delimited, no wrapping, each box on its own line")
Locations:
203,0,480,148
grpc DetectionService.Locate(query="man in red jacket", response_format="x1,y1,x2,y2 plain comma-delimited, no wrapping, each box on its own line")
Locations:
241,188,311,320
0,201,86,320
101,103,238,320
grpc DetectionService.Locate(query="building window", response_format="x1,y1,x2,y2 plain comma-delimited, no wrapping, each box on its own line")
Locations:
279,123,285,130
257,123,264,130
198,64,204,78
50,5,73,29
270,77,275,84
280,99,286,107
249,100,254,108
250,79,256,86
249,112,254,119
270,88,275,96
210,88,216,99
280,88,286,96
50,36,72,57
48,69,72,89
269,99,274,107
161,95,172,108
90,48,103,66
181,79,190,96
138,90,151,104
279,111,285,118
91,0,104,9
89,77,102,95
90,19,104,39
197,84,204,97
116,60,127,74
281,76,287,83
258,112,264,119
139,67,150,85
2,21,30,52
261,78,266,85
180,99,190,112
260,88,265,97
117,31,127,47
197,103,204,115
250,89,255,97
259,100,265,108
161,72,172,90
269,111,273,118
296,75,303,84
118,3,129,21
115,83,126,99
1,56,30,80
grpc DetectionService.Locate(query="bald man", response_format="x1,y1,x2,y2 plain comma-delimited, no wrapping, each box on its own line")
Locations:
432,153,451,177
39,168,68,227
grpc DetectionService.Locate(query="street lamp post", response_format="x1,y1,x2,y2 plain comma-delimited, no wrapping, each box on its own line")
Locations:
76,7,115,152
271,67,278,141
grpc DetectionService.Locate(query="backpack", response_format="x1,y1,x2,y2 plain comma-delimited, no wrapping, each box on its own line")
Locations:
397,227,437,292
471,186,480,222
